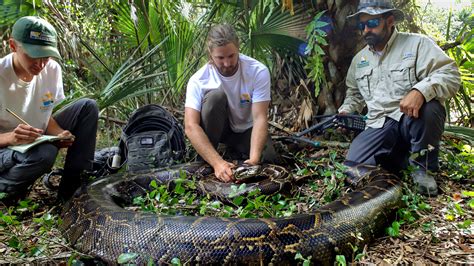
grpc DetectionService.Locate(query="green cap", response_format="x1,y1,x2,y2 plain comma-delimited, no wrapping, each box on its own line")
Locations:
12,16,61,59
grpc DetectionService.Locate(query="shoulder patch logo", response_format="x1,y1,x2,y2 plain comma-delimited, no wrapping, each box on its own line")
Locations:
357,57,369,68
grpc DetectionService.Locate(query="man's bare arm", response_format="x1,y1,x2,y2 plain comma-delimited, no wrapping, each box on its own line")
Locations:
245,101,270,165
184,107,234,182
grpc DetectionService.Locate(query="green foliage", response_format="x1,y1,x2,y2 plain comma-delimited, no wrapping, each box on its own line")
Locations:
386,183,432,237
114,0,204,100
443,191,473,230
117,252,138,264
445,13,474,126
440,139,474,180
334,231,366,263
0,0,39,28
335,255,346,266
134,173,303,219
304,11,328,97
171,257,181,266
295,252,312,266
97,38,169,109
0,200,62,259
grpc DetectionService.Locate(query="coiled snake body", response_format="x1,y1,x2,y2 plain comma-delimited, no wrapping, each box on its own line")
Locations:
60,163,402,264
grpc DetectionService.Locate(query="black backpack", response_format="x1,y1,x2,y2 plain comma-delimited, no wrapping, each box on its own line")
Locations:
92,104,186,175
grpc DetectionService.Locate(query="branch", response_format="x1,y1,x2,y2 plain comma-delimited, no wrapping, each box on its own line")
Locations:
441,41,462,51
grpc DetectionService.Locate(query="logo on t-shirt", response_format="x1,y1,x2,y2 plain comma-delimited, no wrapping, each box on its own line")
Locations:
240,93,251,105
40,91,54,110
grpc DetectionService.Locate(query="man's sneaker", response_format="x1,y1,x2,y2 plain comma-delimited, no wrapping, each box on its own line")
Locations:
411,170,438,196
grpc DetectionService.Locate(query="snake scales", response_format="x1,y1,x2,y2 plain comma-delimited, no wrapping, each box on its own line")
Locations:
60,163,402,264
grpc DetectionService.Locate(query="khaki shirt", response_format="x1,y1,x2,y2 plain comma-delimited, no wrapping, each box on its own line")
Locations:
339,30,461,128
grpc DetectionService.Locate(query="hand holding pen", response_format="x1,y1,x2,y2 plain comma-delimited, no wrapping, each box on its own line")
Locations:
5,108,43,145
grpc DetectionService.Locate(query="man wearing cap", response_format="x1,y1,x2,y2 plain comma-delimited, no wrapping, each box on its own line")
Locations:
339,0,460,196
0,16,98,203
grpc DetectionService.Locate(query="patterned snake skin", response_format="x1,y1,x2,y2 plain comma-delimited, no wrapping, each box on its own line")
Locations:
60,162,402,264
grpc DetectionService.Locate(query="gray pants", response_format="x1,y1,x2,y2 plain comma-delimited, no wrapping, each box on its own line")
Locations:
200,90,278,163
0,98,98,197
346,100,445,174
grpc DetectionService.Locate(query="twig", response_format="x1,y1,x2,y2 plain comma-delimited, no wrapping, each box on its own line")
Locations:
99,115,127,125
394,243,404,265
0,252,75,264
268,121,294,134
441,41,462,51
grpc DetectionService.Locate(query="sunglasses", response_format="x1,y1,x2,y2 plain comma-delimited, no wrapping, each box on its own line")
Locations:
357,17,383,31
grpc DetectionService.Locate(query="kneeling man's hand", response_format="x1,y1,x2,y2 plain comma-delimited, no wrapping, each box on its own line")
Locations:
214,160,235,183
400,89,425,119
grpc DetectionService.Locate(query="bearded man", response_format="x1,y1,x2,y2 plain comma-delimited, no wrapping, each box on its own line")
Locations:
184,24,278,182
339,0,460,196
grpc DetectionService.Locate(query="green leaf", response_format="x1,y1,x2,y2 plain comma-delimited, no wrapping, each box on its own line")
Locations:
294,253,303,260
8,236,20,249
30,245,45,256
171,257,181,266
355,253,365,261
315,21,328,28
418,202,432,211
335,255,346,266
386,221,400,237
174,182,185,195
468,199,474,209
117,253,138,264
233,196,244,206
147,257,155,266
457,219,472,229
211,201,221,209
462,191,474,197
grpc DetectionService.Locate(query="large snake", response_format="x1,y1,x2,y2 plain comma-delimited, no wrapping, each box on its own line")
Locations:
60,163,402,264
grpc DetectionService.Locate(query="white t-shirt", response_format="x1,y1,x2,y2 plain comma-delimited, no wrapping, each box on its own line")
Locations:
185,54,270,132
0,53,65,133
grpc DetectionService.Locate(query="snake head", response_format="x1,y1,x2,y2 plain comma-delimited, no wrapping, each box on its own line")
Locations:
233,164,262,183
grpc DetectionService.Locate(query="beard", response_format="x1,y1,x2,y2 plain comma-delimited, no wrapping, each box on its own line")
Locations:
363,23,390,48
364,33,385,47
217,64,239,77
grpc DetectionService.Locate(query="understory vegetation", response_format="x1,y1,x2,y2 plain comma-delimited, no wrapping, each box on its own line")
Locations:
0,0,473,264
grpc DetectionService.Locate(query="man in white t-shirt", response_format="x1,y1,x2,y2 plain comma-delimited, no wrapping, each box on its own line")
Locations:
0,16,98,203
185,24,278,182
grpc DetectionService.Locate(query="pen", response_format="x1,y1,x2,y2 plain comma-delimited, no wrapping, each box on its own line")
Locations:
5,108,32,127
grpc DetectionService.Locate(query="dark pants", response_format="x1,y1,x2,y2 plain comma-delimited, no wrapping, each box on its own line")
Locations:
346,100,445,174
0,98,98,197
200,90,278,163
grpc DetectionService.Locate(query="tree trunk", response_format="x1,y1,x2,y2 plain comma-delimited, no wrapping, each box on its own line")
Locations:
307,0,418,116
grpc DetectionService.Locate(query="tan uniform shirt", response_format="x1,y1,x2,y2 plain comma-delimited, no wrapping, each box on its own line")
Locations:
339,30,461,128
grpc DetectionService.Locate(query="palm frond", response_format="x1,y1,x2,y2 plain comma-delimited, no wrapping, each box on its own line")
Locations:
97,37,169,109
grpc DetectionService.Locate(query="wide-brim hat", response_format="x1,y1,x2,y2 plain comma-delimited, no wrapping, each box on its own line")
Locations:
12,16,61,59
347,0,405,22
